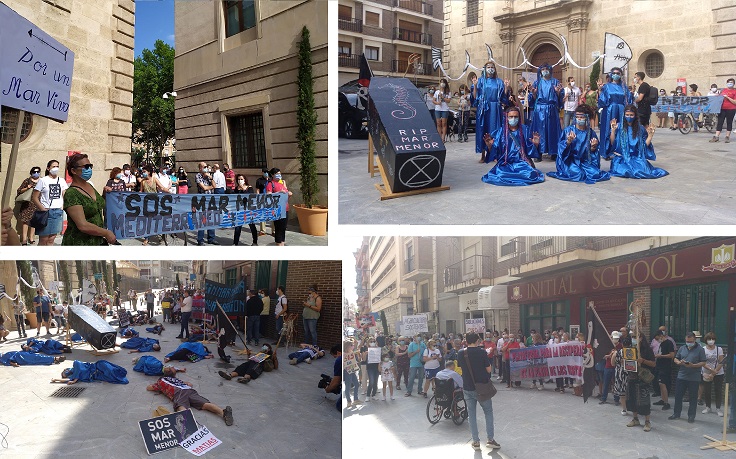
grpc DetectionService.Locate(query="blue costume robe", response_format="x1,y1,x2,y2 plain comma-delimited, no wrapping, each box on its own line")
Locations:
598,82,633,159
67,360,128,384
481,125,545,186
0,351,54,366
472,76,508,154
608,126,668,179
24,338,65,355
165,342,210,362
548,125,610,184
120,337,159,352
119,327,139,337
530,77,563,155
133,355,165,376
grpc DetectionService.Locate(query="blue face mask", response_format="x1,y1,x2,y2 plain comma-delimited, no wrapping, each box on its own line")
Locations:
686,342,695,348
81,168,93,181
631,338,638,346
31,172,40,179
625,116,636,123
142,172,149,179
263,173,269,178
274,174,282,180
116,174,123,180
541,70,550,77
576,118,587,127
612,74,621,81
508,117,519,127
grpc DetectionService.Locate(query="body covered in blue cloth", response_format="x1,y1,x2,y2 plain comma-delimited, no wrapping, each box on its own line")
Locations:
121,337,160,353
547,105,610,184
472,62,509,157
530,63,563,156
598,67,634,159
607,104,668,179
164,342,213,363
53,360,129,385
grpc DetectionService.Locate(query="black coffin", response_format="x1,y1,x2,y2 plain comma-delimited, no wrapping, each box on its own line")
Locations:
68,304,117,349
368,77,446,193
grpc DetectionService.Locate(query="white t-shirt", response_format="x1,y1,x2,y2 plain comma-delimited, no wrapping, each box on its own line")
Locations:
275,295,287,316
181,296,193,313
496,338,505,356
423,348,442,369
122,173,136,188
458,94,471,111
563,86,581,112
434,90,449,112
703,346,725,376
35,175,67,209
425,91,435,110
212,170,226,189
53,304,64,316
156,173,172,192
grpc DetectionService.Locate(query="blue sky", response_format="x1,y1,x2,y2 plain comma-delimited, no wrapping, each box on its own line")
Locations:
134,0,175,57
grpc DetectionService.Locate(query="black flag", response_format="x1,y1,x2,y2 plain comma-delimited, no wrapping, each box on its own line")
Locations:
358,53,373,87
583,305,614,403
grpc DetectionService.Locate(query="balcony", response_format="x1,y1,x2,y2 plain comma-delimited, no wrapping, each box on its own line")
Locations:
403,256,433,282
338,54,361,68
338,17,362,33
443,255,493,293
393,27,432,46
392,60,433,75
393,0,433,16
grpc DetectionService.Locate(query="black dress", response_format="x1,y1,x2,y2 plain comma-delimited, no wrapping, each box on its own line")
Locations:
232,185,258,246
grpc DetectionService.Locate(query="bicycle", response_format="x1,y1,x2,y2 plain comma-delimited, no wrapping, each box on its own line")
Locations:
678,112,717,135
426,379,467,426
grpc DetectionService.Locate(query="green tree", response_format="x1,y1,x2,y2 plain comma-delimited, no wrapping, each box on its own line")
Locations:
296,26,319,208
132,40,175,167
112,262,119,291
589,60,601,90
16,260,35,312
59,261,71,304
380,310,388,335
75,261,83,289
101,261,111,295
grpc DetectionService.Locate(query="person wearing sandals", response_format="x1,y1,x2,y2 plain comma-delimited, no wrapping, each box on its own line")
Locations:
625,332,656,432
31,160,67,246
710,78,736,144
421,339,442,398
16,166,41,245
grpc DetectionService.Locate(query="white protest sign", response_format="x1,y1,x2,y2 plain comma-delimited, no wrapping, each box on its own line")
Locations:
180,425,221,456
367,346,381,364
465,318,485,334
402,315,428,333
602,32,631,74
0,3,75,122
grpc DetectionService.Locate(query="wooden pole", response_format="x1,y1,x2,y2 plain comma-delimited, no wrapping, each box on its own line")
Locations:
1,109,25,229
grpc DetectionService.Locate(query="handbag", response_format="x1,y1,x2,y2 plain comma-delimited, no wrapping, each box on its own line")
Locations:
463,348,497,401
29,177,59,230
15,187,33,203
638,366,655,384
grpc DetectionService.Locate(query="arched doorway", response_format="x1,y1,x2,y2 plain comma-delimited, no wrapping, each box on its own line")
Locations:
531,44,563,81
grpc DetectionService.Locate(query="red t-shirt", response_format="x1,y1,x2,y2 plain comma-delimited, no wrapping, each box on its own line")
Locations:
604,342,623,369
503,341,520,359
721,88,736,110
483,339,496,357
153,377,191,400
266,180,289,211
224,169,236,190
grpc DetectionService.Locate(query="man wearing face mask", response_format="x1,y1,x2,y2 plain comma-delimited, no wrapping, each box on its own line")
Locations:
530,63,564,161
405,334,426,396
563,76,582,127
218,343,275,384
195,162,218,245
472,62,509,161
668,332,707,423
211,164,226,194
633,72,652,127
458,84,472,142
121,164,137,191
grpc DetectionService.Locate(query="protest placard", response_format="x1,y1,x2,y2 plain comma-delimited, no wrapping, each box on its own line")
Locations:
344,352,360,374
356,314,376,329
465,318,485,334
402,315,428,333
367,347,382,364
105,192,288,240
138,409,198,455
509,342,585,381
180,425,222,456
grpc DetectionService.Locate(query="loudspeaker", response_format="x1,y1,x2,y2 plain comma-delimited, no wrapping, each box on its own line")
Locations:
68,304,117,350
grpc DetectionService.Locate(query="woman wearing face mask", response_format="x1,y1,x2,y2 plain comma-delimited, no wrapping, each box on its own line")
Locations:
548,104,609,184
530,63,564,161
671,86,686,130
138,165,161,245
608,104,668,179
710,78,736,143
176,167,189,194
422,339,442,398
434,78,452,142
31,160,68,246
612,332,630,416
597,67,633,159
265,167,292,246
103,167,127,197
457,84,472,143
581,83,598,129
700,332,725,416
62,153,117,246
16,166,42,245
625,332,656,432
364,338,381,401
473,62,509,161
232,174,259,246
395,337,410,391
655,89,668,128
381,347,396,401
480,106,544,186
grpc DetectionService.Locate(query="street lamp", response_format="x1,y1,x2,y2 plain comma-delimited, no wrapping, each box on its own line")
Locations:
162,91,177,99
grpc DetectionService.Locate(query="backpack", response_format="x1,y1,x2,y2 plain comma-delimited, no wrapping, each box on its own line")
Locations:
647,86,659,105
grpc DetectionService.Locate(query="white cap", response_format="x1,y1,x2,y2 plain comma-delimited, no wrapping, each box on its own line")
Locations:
611,331,621,339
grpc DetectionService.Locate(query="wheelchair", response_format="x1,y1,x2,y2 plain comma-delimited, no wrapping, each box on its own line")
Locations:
426,378,467,425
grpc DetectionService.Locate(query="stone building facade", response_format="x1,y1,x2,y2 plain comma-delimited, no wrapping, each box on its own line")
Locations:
173,0,328,213
1,0,134,206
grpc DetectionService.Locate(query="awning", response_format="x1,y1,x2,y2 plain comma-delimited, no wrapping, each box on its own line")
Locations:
478,286,509,310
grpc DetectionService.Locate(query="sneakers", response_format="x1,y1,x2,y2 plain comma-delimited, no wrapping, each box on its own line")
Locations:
703,407,712,414
643,421,651,432
718,410,724,417
662,403,671,410
390,396,395,400
710,136,720,142
653,400,665,406
486,440,501,449
538,385,544,391
599,400,607,405
668,414,680,420
698,399,705,406
688,417,695,423
223,406,233,426
305,358,311,364
289,358,297,365
621,410,628,416
471,441,481,451
218,370,232,381
726,137,731,143
627,418,641,427
381,395,386,401
237,377,250,384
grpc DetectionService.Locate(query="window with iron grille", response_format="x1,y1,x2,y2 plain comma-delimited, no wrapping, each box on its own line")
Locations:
338,41,352,56
466,0,479,27
656,283,720,343
1,106,33,144
645,51,664,79
524,302,569,336
229,112,266,169
338,5,352,21
224,0,256,38
365,45,379,61
225,268,238,287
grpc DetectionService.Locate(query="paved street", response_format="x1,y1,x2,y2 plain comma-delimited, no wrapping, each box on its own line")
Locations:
343,379,734,459
0,314,341,458
338,128,736,225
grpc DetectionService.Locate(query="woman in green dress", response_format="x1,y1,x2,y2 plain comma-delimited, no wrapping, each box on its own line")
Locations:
62,153,117,246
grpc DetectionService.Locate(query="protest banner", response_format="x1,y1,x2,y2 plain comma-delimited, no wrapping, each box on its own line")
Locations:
204,279,246,316
191,294,207,321
651,95,723,115
509,342,585,381
105,192,288,240
138,409,198,455
356,314,376,330
465,318,485,334
344,352,360,374
180,425,222,456
367,346,382,364
402,314,428,334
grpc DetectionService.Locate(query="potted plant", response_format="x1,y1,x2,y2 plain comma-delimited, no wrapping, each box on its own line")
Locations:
292,26,328,236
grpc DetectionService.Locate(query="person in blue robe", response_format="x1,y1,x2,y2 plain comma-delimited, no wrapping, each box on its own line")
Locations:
119,327,139,338
607,104,668,179
133,355,187,377
530,63,564,160
547,105,610,184
598,67,633,159
22,338,71,355
1,351,64,366
122,337,160,353
164,342,213,363
480,106,545,186
51,360,128,385
472,62,509,161
145,324,164,335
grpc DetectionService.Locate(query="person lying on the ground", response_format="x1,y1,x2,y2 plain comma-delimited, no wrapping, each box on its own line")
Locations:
121,337,161,353
218,344,277,384
119,327,139,338
145,324,165,335
133,355,186,377
288,343,325,365
50,359,128,385
22,337,72,355
0,351,65,367
164,342,213,363
146,376,233,426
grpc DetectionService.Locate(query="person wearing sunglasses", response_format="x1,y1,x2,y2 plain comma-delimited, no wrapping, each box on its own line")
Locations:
62,153,117,246
597,67,633,160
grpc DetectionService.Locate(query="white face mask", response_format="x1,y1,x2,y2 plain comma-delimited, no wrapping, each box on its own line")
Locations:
440,83,445,89
707,340,715,346
727,82,735,88
570,81,575,87
238,179,245,186
124,169,131,176
554,338,560,343
49,167,59,176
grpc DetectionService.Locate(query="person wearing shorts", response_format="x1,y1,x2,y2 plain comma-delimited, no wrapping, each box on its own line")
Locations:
33,289,51,336
147,376,233,425
422,339,443,397
31,159,68,246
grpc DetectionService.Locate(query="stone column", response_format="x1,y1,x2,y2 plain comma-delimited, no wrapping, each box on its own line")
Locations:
499,30,516,83
565,14,590,86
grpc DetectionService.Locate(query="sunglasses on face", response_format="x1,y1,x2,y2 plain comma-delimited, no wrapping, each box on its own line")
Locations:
73,164,94,170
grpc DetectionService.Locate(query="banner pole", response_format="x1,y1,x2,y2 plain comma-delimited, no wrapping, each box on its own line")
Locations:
1,109,25,233
215,300,249,353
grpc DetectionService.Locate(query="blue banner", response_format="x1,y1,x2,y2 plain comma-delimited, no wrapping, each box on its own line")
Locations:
651,95,723,114
204,279,246,315
105,192,287,240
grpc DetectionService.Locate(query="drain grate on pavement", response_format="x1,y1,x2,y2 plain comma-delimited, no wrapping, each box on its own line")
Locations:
50,386,86,398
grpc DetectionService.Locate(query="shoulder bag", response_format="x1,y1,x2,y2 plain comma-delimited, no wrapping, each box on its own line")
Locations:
703,347,718,382
462,348,497,401
30,178,59,230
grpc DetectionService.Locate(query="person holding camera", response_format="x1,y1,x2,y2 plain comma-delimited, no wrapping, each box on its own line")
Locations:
323,344,342,412
668,332,707,423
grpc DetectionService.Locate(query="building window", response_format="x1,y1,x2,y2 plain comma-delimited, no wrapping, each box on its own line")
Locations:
466,0,479,27
224,0,256,38
229,112,267,169
365,45,379,61
338,41,352,56
225,268,237,287
657,283,719,343
338,4,352,21
645,51,664,79
524,302,568,335
499,237,516,257
405,241,414,272
1,107,33,144
365,11,380,27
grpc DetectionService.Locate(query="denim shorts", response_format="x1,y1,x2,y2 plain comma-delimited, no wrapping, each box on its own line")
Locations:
424,367,440,380
36,208,63,236
435,110,448,120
